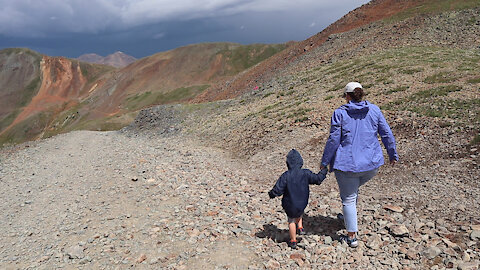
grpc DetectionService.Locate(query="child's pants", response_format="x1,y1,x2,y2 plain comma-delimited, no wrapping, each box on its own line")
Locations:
334,168,378,232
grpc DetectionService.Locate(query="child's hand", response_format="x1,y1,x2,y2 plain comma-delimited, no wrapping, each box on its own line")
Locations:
268,190,275,199
315,168,328,185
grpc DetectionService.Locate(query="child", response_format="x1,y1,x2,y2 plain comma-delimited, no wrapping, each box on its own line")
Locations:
268,149,328,249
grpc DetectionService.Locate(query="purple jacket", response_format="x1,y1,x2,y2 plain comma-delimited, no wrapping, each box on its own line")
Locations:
321,100,398,173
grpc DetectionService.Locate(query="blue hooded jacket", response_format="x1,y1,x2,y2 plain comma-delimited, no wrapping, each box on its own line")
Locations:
269,149,327,218
321,100,398,173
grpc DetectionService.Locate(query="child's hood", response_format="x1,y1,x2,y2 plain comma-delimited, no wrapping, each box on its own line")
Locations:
286,149,303,170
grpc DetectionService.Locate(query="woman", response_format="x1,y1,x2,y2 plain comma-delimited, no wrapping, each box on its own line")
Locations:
320,82,398,248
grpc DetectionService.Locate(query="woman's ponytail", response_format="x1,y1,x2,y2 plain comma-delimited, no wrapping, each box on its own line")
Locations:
347,88,364,102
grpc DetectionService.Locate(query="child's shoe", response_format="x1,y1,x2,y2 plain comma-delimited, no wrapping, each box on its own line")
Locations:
298,227,306,235
288,240,297,249
339,235,358,248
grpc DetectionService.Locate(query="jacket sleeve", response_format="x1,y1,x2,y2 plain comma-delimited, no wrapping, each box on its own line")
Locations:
377,110,399,161
321,110,342,167
307,168,328,185
269,171,288,198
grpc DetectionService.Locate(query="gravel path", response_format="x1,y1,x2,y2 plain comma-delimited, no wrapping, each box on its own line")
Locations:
1,130,479,269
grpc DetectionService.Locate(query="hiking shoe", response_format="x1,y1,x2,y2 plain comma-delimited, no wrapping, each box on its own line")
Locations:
340,235,358,248
298,227,306,235
288,240,297,249
337,213,344,221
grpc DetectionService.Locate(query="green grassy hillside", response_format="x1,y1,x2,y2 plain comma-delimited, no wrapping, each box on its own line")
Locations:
387,0,480,21
0,48,43,132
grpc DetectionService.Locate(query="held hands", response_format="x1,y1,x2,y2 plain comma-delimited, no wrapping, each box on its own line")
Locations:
319,167,328,177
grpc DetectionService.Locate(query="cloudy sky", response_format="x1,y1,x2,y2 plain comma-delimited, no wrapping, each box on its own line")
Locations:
0,0,370,58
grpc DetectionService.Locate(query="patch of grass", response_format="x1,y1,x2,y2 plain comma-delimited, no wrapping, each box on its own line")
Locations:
411,85,461,99
472,133,480,145
0,109,21,131
19,76,41,106
329,82,347,93
61,114,133,134
467,76,480,84
259,102,282,114
78,62,114,84
295,116,309,123
324,63,351,75
287,108,312,119
285,90,295,96
384,82,477,123
220,44,286,74
324,95,334,100
467,16,478,26
263,92,274,98
363,83,374,89
384,80,394,85
387,86,409,94
386,98,479,120
124,85,210,111
158,85,210,103
400,67,424,74
423,72,458,84
373,64,394,74
0,111,52,147
375,76,390,83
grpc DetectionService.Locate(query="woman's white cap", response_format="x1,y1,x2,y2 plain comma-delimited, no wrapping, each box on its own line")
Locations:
344,82,363,94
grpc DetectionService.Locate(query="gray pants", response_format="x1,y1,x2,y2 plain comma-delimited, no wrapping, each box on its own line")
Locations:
334,168,378,232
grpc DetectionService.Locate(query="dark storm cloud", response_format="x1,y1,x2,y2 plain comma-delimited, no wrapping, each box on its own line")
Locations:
0,0,370,58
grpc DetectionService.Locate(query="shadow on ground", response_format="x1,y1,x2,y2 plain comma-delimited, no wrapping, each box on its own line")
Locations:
255,213,344,243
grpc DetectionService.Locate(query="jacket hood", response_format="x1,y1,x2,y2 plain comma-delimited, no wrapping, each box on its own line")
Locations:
286,149,303,170
341,100,370,114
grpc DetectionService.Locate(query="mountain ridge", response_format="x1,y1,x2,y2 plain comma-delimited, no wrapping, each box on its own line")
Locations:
0,42,286,145
77,51,137,68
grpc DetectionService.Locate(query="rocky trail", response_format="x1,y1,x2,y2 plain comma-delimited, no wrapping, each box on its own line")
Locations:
0,129,479,269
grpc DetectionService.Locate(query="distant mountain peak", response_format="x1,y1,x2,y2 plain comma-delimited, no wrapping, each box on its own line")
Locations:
77,51,136,68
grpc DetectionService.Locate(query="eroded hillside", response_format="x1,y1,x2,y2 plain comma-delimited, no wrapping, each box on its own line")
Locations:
0,43,286,146
0,50,113,145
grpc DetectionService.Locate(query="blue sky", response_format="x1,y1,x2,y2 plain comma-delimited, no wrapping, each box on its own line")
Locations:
0,0,370,58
